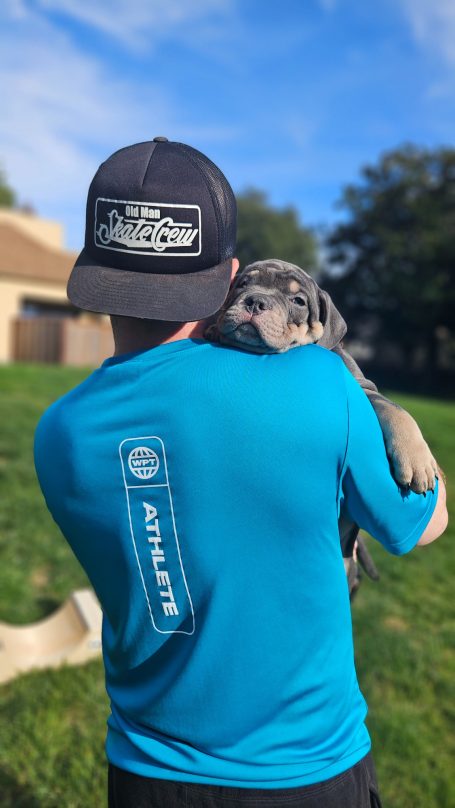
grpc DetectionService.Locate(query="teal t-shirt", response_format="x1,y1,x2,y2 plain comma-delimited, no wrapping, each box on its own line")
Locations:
33,338,438,789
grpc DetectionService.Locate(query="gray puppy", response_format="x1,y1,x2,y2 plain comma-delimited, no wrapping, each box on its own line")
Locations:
204,258,438,596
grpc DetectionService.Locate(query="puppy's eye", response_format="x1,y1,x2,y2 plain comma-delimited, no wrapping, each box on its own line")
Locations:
292,296,306,306
236,278,249,288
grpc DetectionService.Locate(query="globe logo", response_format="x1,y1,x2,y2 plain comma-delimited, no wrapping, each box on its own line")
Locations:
128,446,160,480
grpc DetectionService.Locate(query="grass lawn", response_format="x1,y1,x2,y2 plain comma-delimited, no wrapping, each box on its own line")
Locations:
0,363,453,807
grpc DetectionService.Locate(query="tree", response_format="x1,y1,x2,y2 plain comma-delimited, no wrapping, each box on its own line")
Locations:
235,189,317,273
323,144,455,377
0,166,16,208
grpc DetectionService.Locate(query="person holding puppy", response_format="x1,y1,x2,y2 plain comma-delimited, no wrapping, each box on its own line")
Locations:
34,138,447,808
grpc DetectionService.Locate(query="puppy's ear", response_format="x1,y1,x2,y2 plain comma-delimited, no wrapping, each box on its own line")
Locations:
316,288,348,350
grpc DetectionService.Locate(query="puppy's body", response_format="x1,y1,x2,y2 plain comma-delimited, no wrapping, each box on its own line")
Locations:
205,259,438,597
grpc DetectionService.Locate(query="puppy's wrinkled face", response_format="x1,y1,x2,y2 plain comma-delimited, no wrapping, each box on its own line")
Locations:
206,262,324,353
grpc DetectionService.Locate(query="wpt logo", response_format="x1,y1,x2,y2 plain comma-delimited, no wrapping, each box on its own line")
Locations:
128,447,160,480
119,435,195,636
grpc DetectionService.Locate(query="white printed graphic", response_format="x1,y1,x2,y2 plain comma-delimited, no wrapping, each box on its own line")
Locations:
95,197,201,257
128,446,159,480
119,436,195,635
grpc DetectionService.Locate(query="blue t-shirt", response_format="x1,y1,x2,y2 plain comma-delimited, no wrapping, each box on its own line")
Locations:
33,338,438,789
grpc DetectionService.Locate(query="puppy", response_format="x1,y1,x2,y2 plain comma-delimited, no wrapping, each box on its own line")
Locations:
204,258,439,597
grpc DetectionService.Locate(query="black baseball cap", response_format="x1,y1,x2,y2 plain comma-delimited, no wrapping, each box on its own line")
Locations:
67,137,237,321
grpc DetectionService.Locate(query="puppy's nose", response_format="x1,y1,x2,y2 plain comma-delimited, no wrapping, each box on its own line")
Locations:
244,295,273,315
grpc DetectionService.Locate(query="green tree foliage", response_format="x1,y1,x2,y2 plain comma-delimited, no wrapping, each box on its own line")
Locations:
0,166,16,208
323,144,455,374
235,189,317,272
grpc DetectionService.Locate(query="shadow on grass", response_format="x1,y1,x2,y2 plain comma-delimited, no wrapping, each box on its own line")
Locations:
0,768,41,808
34,596,64,617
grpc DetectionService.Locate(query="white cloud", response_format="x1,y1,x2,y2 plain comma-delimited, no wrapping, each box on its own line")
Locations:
281,117,323,150
4,0,29,19
36,0,234,50
0,19,171,216
0,3,239,247
318,0,337,12
399,0,455,65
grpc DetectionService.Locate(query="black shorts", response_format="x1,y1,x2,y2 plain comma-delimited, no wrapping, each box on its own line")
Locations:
108,751,383,807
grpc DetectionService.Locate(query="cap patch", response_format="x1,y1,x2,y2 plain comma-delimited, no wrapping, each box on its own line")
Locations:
94,197,201,257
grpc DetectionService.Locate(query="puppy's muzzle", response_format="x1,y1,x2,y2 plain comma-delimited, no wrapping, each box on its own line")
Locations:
243,294,274,315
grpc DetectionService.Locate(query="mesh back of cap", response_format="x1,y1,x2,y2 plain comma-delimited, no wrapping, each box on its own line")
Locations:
176,143,237,262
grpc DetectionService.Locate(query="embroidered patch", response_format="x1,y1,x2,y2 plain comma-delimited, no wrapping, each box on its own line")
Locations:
95,197,201,256
119,436,195,635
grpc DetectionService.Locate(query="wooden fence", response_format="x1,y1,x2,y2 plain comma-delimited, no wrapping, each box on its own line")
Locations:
11,317,114,366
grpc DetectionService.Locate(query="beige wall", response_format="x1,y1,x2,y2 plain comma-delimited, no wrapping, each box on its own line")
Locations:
0,210,64,250
0,277,70,362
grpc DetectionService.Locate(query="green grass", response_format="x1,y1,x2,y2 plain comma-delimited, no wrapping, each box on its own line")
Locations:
0,363,453,808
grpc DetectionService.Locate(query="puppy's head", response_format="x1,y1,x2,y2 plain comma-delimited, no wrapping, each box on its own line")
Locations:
205,258,347,354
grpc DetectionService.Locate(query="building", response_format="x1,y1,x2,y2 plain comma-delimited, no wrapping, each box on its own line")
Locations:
0,209,113,365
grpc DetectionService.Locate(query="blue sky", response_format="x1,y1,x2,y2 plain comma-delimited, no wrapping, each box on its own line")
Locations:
1,0,454,251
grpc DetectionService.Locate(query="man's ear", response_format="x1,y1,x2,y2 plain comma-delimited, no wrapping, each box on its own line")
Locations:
316,288,348,350
230,257,240,281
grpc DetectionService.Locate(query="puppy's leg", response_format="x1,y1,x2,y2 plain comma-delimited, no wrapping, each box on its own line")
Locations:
339,513,379,601
332,344,438,494
339,514,361,600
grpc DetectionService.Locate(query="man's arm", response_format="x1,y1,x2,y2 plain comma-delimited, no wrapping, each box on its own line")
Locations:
338,363,448,556
333,342,438,494
416,469,448,545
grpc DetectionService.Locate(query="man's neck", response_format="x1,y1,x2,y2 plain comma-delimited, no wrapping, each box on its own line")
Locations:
109,258,238,356
110,314,215,356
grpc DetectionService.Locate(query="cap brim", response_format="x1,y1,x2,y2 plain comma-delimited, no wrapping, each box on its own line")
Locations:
67,249,233,321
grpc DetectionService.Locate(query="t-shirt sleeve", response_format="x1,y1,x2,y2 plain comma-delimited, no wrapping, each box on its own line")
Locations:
337,362,439,556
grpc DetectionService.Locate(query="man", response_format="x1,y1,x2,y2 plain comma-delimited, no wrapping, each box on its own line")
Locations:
34,138,447,808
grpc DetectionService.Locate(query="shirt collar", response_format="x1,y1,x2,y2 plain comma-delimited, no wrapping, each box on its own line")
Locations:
101,337,207,368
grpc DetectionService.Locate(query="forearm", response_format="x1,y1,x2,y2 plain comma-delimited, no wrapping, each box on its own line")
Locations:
417,473,448,545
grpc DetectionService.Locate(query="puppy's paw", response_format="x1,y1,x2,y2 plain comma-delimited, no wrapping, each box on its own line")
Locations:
387,436,438,494
343,556,361,600
373,400,438,494
356,536,380,580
